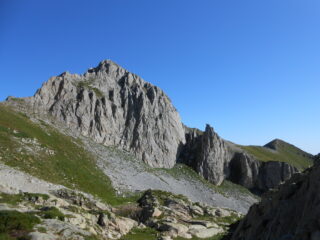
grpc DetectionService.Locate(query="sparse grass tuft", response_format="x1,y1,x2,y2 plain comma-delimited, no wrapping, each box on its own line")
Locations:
120,227,158,240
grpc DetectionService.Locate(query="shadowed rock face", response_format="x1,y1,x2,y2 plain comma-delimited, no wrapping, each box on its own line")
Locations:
229,153,298,193
180,125,232,185
26,60,186,168
231,161,320,240
180,129,297,191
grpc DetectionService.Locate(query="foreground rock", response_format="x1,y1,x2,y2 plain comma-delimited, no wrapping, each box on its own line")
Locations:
136,190,242,239
231,160,320,240
0,189,138,240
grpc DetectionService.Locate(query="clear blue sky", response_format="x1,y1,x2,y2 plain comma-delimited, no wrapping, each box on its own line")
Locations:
1,0,319,154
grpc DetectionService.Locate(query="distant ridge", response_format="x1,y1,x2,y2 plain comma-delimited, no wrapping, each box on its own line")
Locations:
241,138,314,170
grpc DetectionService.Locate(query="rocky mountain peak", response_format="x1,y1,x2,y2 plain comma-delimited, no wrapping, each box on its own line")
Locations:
20,60,186,169
86,59,125,75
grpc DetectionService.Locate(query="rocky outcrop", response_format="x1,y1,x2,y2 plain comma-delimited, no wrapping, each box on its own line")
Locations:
18,60,185,168
181,127,297,191
180,125,232,185
228,152,298,193
137,190,242,239
0,189,138,240
231,161,320,240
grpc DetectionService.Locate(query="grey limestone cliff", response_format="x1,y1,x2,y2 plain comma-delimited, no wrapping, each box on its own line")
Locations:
180,125,232,185
23,60,186,168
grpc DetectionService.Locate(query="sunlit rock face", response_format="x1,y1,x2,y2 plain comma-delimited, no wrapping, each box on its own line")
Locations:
27,60,186,168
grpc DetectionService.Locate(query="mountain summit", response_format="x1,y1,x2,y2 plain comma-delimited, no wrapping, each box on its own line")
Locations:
28,60,186,168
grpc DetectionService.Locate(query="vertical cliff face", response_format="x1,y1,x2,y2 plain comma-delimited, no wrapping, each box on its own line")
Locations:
197,125,232,185
231,161,320,240
180,127,297,190
229,153,298,192
27,60,186,168
180,125,232,185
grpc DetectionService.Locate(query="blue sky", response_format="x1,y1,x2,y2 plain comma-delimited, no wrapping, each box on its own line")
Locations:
0,0,319,154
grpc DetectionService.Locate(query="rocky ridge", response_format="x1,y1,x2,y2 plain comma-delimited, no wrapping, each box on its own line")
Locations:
180,125,298,192
5,60,306,193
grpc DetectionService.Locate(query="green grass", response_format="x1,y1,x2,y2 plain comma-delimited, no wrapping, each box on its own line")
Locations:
175,234,225,240
120,227,226,240
37,227,47,233
120,227,159,240
77,80,104,98
0,210,40,240
37,207,65,221
0,105,138,206
240,144,313,170
0,193,49,206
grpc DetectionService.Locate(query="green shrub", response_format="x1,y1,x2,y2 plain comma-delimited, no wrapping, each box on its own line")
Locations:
0,210,40,239
38,207,65,221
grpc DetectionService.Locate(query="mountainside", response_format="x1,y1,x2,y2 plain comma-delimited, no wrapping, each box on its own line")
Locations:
5,60,313,194
0,59,317,240
0,103,254,240
25,60,186,168
231,162,320,240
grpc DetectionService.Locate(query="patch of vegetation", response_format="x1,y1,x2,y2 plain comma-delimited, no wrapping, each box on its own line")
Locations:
216,212,242,225
0,105,138,206
149,189,189,205
37,207,65,221
0,210,40,240
174,234,226,240
7,97,25,103
83,234,101,240
120,227,159,240
240,144,313,170
115,203,142,219
23,193,49,202
0,193,23,206
37,227,47,233
0,193,50,206
77,79,104,98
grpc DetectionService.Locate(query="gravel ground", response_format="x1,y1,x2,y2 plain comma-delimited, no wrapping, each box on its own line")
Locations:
83,138,258,214
0,162,64,194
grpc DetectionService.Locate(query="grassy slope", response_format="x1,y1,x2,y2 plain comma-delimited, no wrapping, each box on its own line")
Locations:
240,142,313,170
0,104,138,205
